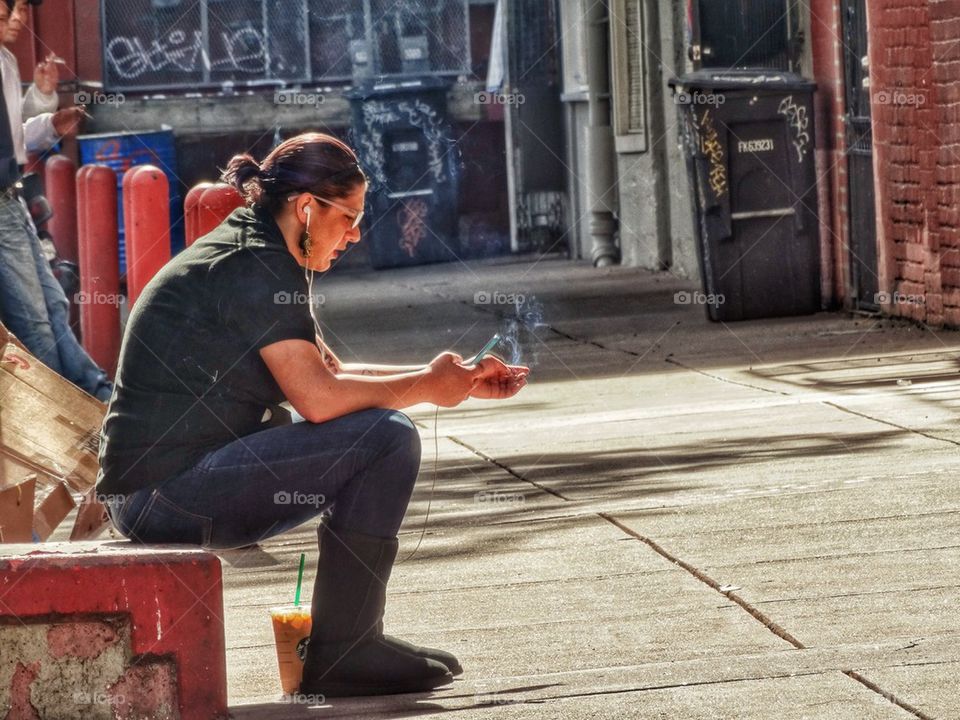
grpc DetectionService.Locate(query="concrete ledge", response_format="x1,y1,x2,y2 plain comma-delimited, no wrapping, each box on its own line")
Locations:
0,542,227,720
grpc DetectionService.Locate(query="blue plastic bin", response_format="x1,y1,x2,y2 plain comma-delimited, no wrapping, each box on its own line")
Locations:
78,129,184,274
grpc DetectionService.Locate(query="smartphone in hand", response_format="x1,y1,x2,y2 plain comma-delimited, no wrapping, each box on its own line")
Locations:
468,334,502,365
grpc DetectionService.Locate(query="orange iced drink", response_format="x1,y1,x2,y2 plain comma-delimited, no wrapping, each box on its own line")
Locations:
270,606,313,694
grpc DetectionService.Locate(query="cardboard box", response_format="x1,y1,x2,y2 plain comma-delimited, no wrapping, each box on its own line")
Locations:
0,323,108,541
0,478,35,543
33,481,77,542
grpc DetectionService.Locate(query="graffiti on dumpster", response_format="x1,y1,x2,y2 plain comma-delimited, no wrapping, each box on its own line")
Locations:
396,99,448,185
777,96,810,163
680,109,699,157
398,199,429,257
358,99,449,187
106,27,268,80
699,110,728,199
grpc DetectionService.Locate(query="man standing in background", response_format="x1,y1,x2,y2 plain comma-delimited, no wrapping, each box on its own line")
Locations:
0,0,112,401
4,0,57,133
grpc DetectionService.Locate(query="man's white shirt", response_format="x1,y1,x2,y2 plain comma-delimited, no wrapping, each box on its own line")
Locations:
0,46,58,165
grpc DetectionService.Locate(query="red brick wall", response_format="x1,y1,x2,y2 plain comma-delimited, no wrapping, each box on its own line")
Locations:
929,1,960,326
869,0,960,326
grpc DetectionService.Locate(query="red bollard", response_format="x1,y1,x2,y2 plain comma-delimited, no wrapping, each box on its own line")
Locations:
46,155,79,264
74,165,94,340
197,184,244,240
184,182,214,247
76,165,93,255
77,165,121,377
123,165,170,306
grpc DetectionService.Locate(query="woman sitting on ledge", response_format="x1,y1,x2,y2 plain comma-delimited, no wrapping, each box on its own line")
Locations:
96,132,528,697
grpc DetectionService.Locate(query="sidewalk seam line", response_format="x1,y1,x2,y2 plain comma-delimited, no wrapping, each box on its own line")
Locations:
665,357,790,395
447,436,570,501
601,516,935,720
824,401,960,448
597,513,807,650
447,436,938,719
843,671,934,720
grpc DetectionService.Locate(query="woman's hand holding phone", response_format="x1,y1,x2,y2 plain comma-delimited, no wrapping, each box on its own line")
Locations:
426,340,531,407
427,352,481,407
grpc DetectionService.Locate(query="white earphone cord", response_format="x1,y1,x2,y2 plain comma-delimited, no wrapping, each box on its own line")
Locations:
303,259,437,562
399,406,439,563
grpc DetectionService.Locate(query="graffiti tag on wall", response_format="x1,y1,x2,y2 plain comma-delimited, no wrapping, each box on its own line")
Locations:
106,28,268,80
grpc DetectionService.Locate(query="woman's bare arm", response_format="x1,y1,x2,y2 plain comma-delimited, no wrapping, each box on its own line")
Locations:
316,337,424,377
339,362,426,377
261,339,479,423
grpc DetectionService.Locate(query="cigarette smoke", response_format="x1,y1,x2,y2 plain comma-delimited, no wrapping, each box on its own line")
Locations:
498,295,545,366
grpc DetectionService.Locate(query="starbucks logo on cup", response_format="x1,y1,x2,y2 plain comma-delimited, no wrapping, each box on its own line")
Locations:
296,636,310,661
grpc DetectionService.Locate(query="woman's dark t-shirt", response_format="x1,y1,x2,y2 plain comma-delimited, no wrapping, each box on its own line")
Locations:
96,207,315,495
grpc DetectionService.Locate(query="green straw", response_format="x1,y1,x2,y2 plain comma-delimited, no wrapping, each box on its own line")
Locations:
293,552,306,607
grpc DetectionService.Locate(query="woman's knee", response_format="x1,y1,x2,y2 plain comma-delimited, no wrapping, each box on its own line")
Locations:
375,410,422,465
305,407,422,472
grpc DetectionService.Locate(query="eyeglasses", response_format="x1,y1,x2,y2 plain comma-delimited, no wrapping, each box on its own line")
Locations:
289,193,364,229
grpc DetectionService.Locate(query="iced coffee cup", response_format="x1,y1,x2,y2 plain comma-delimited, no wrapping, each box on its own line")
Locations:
270,606,313,695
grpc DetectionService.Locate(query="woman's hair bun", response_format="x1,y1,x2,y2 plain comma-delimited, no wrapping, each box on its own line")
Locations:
221,154,263,203
219,134,364,213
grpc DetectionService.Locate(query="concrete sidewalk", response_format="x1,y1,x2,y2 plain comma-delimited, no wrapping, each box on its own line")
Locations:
223,258,960,719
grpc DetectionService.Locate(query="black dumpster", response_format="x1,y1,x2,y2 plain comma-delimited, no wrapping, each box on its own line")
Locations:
670,70,820,321
347,77,460,269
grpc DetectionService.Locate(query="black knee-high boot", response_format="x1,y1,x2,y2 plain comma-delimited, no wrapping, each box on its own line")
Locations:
300,522,454,697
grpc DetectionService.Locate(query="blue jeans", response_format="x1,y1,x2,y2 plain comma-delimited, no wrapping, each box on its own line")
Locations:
0,194,112,400
106,408,422,549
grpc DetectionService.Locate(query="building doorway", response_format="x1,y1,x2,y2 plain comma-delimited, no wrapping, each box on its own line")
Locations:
842,0,879,309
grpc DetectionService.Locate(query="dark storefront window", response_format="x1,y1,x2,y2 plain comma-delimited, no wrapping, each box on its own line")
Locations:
689,0,802,71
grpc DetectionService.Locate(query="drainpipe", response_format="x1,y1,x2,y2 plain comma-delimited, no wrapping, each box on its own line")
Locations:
584,0,620,267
